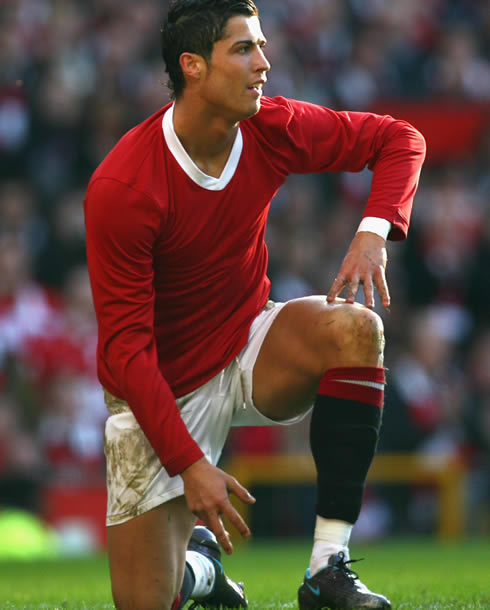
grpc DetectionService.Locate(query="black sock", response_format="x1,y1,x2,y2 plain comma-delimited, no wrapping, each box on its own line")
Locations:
179,563,196,608
310,395,382,523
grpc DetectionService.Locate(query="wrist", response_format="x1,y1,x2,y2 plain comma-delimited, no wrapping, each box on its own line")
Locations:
356,217,391,241
181,455,209,479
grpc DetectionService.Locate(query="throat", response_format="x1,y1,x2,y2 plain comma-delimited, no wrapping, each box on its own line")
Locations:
164,104,242,186
188,131,238,178
177,124,239,179
193,154,230,178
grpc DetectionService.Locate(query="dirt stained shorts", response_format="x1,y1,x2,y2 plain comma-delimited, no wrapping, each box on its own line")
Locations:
103,300,309,526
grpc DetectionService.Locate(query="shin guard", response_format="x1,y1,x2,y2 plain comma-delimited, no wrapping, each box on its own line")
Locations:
310,367,385,523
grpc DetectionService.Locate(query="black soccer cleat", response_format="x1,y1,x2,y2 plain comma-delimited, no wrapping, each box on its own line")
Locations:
298,551,391,609
188,526,248,609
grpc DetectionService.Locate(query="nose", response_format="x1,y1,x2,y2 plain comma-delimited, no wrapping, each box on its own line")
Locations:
255,46,271,73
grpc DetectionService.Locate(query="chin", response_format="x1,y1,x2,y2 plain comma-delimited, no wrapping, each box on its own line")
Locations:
226,99,262,123
244,99,262,119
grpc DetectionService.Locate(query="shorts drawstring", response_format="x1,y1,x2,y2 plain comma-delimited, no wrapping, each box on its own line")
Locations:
235,356,247,410
218,368,225,395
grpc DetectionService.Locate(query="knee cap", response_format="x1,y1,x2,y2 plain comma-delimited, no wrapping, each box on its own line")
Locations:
325,304,384,355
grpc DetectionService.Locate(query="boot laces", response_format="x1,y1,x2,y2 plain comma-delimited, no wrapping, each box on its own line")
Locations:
332,551,364,581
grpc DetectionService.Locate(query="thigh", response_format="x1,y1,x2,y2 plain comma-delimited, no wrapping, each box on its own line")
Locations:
252,296,374,420
104,384,236,527
108,496,196,610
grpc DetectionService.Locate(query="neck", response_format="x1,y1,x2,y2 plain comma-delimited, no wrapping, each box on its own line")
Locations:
172,98,239,177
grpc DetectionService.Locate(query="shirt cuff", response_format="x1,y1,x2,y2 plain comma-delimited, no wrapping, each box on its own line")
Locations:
356,217,392,240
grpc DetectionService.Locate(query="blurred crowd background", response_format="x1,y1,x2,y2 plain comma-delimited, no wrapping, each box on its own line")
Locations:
0,0,489,554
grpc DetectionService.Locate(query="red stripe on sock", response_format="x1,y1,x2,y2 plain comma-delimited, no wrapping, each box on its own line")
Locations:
318,379,384,407
172,593,182,610
318,367,385,407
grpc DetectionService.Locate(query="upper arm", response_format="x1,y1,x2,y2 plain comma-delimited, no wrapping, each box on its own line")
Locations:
84,178,163,358
282,99,425,175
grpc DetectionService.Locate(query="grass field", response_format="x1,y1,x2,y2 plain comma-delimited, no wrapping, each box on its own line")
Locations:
0,538,488,609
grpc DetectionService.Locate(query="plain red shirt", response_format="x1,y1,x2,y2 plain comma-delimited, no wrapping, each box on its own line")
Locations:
84,96,426,475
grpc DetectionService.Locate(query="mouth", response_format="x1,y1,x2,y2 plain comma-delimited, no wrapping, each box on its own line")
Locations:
248,80,266,96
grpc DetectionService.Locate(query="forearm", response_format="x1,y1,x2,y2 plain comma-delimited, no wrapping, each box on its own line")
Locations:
115,347,204,476
363,118,426,240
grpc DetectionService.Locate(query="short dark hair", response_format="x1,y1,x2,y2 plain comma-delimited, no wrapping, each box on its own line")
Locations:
161,0,259,98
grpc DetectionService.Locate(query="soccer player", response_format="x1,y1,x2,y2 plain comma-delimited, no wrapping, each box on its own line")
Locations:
84,1,426,608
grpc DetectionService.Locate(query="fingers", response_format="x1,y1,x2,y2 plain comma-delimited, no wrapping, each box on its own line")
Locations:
227,475,256,506
328,232,390,308
199,495,252,555
224,477,255,539
363,273,375,309
207,512,234,555
328,270,390,309
196,502,241,555
327,275,346,303
212,476,255,550
374,266,391,309
327,275,360,305
188,473,255,555
221,504,250,552
345,278,359,304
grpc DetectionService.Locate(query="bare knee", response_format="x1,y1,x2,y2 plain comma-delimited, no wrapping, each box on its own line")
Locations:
319,302,385,369
112,581,177,610
252,297,385,418
110,552,182,610
109,532,183,610
107,499,194,610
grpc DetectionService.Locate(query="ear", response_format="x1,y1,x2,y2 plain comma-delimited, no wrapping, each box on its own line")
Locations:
179,52,206,84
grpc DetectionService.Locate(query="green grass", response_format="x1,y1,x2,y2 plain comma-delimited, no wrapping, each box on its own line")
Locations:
0,553,112,609
0,539,488,609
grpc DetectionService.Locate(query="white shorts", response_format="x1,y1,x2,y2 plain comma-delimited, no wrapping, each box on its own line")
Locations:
104,300,309,526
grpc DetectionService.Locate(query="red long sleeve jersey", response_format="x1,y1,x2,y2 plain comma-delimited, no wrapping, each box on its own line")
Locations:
84,96,426,476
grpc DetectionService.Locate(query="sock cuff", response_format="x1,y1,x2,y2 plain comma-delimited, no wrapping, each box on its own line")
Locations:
314,517,353,546
186,550,215,598
318,367,385,407
321,366,386,383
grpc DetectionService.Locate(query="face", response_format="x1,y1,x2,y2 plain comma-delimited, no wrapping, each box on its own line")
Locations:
198,15,271,122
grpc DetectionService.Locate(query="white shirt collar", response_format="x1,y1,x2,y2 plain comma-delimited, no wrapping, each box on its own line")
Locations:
162,103,243,191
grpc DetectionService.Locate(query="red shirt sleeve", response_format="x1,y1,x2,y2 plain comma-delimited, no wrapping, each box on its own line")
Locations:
84,178,203,476
307,105,427,240
260,98,427,240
